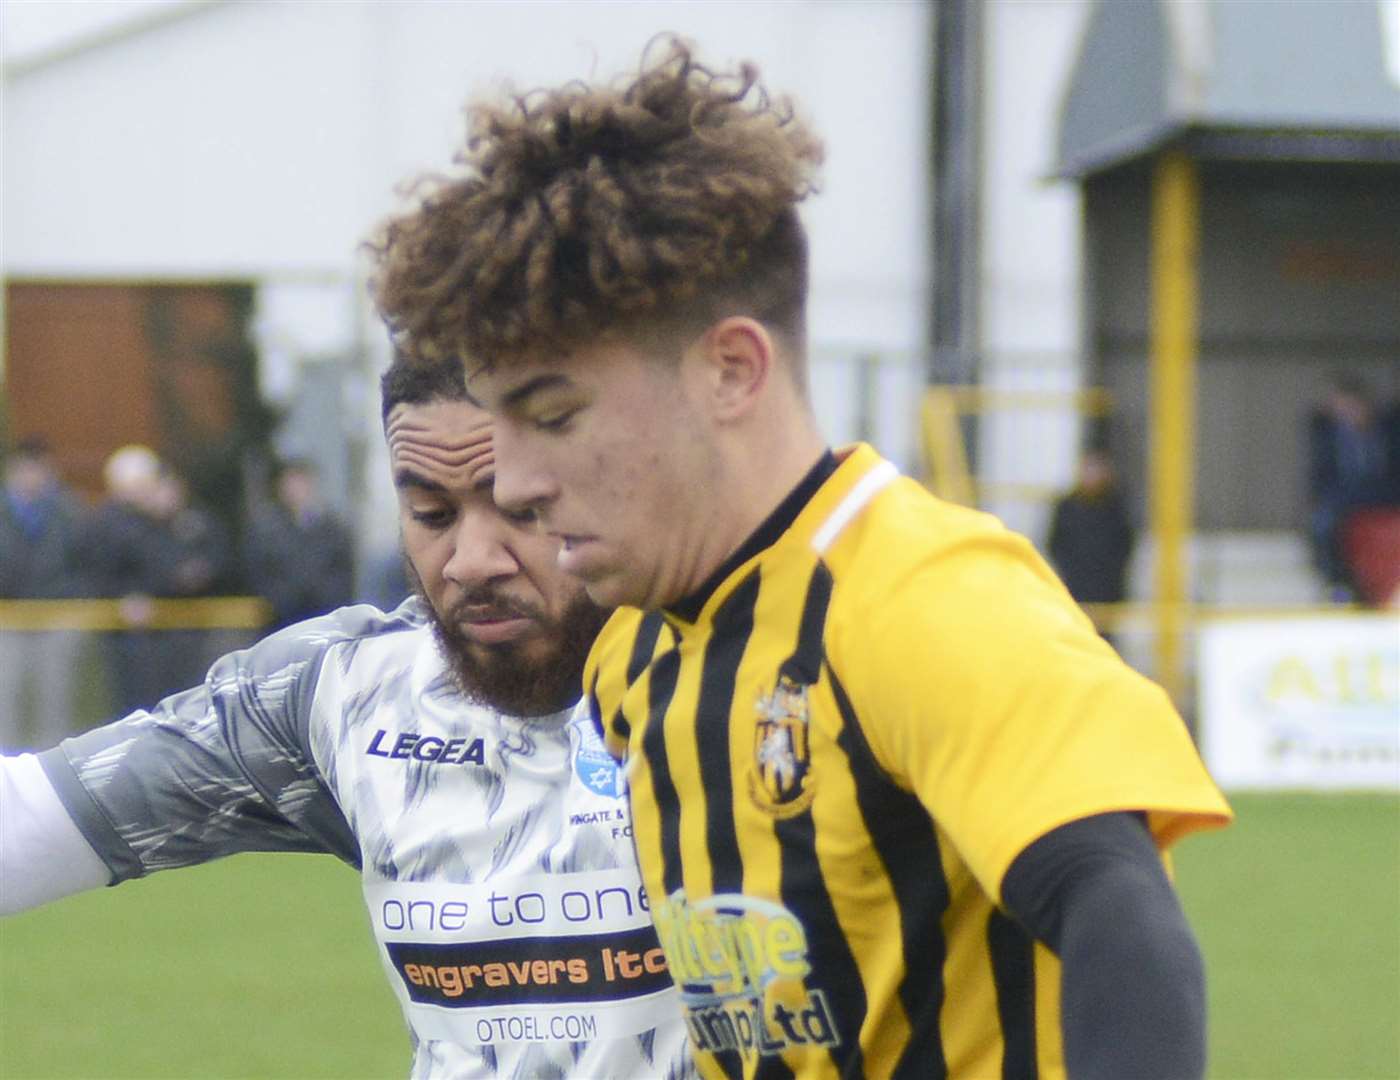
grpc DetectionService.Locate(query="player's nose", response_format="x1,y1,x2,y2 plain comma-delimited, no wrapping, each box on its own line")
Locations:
443,513,519,590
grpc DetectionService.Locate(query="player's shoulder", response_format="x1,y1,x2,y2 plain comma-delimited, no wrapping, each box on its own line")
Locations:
821,457,1043,594
814,458,1120,704
808,451,1086,664
218,597,431,684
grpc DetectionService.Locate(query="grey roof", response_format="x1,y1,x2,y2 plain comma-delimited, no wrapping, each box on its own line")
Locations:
1055,0,1400,177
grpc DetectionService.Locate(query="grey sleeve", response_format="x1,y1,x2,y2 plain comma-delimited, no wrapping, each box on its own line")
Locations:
37,611,372,883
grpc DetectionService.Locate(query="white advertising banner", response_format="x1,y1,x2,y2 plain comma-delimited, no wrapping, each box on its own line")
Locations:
1197,614,1400,790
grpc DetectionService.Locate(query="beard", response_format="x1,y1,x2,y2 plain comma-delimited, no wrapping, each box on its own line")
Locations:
406,559,610,717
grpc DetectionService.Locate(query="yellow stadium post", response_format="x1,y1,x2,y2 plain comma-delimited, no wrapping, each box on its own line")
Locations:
920,388,976,506
0,597,272,632
1148,151,1200,705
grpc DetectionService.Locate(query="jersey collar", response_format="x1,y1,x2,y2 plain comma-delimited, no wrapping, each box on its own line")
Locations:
664,443,895,626
665,449,837,624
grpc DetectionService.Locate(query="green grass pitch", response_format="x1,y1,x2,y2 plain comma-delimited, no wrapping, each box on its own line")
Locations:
0,855,406,1078
1173,792,1400,1080
2,793,1397,1078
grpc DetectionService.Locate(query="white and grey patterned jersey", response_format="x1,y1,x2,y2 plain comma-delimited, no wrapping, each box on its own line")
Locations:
40,599,690,1080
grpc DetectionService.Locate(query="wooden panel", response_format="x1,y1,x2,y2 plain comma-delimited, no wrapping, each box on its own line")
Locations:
6,284,156,500
4,282,258,514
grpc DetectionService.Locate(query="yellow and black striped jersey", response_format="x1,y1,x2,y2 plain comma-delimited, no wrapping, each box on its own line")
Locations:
586,443,1231,1080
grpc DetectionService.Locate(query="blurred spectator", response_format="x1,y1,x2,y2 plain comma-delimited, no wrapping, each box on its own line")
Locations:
244,459,354,629
152,466,236,597
1048,449,1135,634
361,547,411,613
83,445,187,715
0,437,88,749
1341,508,1400,608
150,465,238,688
1380,396,1400,505
1307,376,1393,600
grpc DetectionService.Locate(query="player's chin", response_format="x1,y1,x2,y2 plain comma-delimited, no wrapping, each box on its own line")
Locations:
580,572,647,611
471,647,578,716
464,629,553,669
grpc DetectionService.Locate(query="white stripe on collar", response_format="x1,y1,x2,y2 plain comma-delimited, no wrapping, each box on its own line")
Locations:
810,460,899,554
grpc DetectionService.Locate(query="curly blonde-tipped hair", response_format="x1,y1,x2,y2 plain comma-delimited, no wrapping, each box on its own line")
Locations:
368,37,824,375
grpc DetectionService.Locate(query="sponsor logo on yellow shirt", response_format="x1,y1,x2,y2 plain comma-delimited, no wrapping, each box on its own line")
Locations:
653,890,840,1058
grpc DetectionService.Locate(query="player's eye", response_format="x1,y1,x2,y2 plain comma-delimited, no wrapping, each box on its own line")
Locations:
408,506,454,529
500,506,537,526
534,407,577,432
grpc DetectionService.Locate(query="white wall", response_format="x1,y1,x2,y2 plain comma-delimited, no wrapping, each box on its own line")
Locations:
2,2,377,275
976,0,1093,542
2,1,931,327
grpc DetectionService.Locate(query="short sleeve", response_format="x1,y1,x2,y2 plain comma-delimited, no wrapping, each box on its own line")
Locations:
833,530,1231,903
39,614,363,882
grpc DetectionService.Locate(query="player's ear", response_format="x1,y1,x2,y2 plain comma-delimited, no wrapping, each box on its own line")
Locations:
691,317,773,423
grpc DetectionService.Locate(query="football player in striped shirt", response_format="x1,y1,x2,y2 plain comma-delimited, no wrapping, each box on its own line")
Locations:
371,38,1233,1080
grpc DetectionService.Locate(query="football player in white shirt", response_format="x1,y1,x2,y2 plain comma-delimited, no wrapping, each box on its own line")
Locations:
0,353,691,1080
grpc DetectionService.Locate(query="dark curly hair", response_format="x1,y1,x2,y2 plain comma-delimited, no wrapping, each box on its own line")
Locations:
379,350,468,426
367,37,823,378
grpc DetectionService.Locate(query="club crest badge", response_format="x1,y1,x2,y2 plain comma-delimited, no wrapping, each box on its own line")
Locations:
572,712,628,798
748,674,816,818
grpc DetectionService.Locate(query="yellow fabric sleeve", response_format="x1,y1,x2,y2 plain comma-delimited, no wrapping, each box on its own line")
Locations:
831,527,1231,903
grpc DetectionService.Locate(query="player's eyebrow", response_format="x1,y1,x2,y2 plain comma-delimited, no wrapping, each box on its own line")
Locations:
499,373,575,413
393,469,448,494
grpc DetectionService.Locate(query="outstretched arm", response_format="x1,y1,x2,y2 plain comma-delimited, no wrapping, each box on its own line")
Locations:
2,612,371,912
1001,812,1207,1080
0,753,111,915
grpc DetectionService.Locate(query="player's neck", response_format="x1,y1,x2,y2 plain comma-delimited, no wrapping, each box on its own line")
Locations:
720,404,828,559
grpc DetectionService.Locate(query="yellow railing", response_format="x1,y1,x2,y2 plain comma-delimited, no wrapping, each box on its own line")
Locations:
935,385,1114,415
919,388,976,505
919,384,1115,506
1078,601,1368,632
0,597,272,632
